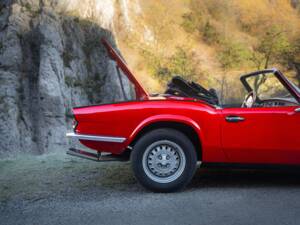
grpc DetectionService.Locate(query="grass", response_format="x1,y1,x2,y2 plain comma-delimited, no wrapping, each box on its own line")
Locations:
0,153,134,203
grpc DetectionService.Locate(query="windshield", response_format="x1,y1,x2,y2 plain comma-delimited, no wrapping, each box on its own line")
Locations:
245,72,292,100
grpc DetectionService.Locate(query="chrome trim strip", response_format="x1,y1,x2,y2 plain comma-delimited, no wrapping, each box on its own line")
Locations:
66,132,126,143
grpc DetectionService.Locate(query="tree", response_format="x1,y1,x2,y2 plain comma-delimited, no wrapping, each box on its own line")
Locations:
250,26,292,69
218,40,251,70
155,46,198,82
288,38,300,85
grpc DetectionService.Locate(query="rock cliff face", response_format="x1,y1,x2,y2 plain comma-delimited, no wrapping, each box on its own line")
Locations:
0,0,135,157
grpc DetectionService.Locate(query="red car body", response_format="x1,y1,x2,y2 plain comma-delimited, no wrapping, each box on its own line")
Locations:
67,39,300,166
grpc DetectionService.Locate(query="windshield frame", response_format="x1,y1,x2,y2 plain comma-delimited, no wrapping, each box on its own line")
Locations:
287,78,300,94
240,69,300,103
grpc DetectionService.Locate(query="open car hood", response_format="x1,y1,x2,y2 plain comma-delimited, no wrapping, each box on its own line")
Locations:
102,39,148,100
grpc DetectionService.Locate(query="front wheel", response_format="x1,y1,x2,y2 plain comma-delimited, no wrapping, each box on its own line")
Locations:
131,128,197,192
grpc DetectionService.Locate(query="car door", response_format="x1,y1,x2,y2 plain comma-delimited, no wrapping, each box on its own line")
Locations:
221,106,300,165
221,70,300,165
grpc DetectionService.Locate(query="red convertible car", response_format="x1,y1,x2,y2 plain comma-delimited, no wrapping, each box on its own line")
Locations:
66,39,300,192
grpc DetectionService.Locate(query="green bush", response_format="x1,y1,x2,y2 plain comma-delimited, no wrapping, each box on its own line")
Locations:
142,46,198,83
181,12,201,33
182,10,220,46
218,40,251,69
257,26,292,68
169,47,196,79
140,49,162,77
202,21,220,45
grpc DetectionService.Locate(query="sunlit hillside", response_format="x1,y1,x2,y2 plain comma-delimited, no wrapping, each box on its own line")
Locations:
113,0,300,103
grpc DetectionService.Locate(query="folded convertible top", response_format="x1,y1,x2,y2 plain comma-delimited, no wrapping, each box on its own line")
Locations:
165,76,219,105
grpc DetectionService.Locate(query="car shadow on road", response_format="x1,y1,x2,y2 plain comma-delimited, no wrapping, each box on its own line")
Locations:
189,167,300,189
90,164,300,192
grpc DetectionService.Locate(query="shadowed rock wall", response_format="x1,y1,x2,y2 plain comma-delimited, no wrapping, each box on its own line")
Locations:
0,0,134,157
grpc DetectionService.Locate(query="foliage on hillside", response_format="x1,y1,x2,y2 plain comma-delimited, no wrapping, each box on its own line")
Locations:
181,0,299,70
118,0,300,101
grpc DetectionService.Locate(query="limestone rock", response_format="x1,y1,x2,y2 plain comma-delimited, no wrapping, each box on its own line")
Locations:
0,0,134,157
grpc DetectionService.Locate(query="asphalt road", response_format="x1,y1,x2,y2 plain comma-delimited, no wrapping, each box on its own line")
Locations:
1,154,300,225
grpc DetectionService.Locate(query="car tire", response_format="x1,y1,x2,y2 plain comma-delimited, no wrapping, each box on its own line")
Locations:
131,128,197,192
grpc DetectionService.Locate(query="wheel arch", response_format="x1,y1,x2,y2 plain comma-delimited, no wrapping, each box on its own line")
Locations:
127,115,203,161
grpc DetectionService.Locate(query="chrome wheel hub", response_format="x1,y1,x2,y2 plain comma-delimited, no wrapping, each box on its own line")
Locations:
142,140,186,183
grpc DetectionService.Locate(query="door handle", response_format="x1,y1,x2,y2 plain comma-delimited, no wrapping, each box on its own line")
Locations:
295,108,300,113
226,116,245,123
